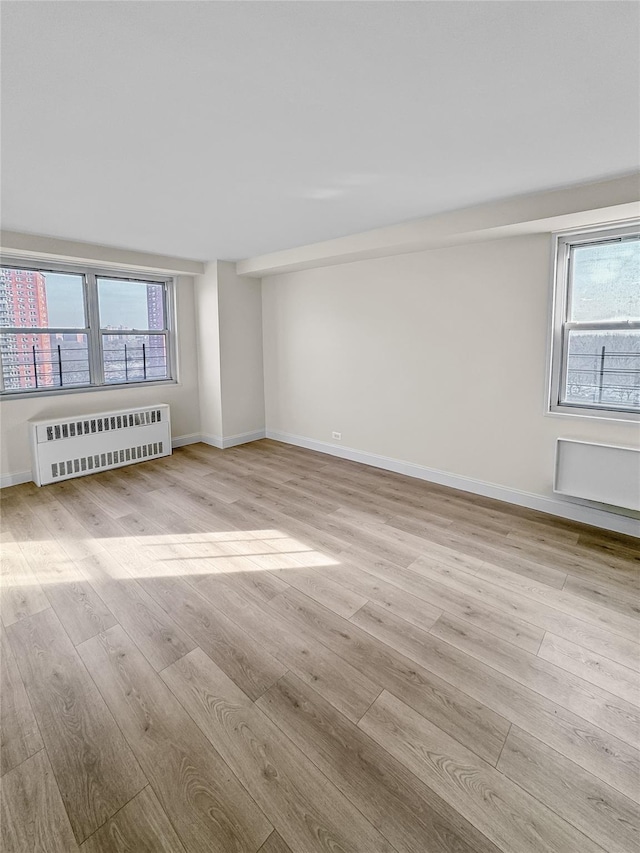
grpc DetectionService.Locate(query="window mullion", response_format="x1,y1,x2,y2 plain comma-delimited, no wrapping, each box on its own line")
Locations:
85,271,103,386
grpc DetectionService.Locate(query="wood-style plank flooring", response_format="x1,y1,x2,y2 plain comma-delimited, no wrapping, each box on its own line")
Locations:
1,438,639,852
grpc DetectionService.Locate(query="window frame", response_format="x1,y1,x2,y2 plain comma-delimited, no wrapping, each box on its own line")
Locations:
0,257,177,399
548,221,640,422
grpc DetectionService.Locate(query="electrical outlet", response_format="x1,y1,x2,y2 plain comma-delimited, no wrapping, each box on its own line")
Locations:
332,431,342,441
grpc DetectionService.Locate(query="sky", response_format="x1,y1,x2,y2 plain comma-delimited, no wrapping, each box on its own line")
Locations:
42,274,159,329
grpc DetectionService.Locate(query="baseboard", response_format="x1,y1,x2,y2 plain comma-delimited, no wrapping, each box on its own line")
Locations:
221,429,266,449
0,470,32,489
199,429,266,450
196,433,222,449
171,433,202,448
266,429,640,537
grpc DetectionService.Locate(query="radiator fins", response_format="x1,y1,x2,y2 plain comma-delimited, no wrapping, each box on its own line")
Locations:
50,442,164,479
45,408,162,441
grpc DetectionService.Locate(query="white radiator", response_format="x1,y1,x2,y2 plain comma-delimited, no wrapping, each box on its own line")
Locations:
29,404,172,486
554,438,640,511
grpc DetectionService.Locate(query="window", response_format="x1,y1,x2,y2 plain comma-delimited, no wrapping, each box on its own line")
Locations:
549,223,639,419
0,262,174,395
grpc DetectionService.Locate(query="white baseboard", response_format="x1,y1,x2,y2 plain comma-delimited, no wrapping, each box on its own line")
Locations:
0,470,32,489
266,429,640,537
221,429,266,449
196,429,267,451
199,433,223,449
171,433,202,448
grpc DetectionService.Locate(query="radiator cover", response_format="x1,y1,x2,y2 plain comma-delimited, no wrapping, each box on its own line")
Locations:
29,404,172,486
554,438,640,511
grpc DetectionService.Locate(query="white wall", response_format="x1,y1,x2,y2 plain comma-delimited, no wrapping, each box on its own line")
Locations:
194,262,265,446
262,234,639,517
217,261,265,439
195,262,223,442
0,273,201,483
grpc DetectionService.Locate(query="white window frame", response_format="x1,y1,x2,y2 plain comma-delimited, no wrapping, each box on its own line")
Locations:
0,257,177,399
548,221,640,422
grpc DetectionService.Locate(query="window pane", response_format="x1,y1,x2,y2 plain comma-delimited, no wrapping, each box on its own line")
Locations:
563,329,640,410
0,267,86,328
0,332,90,391
569,239,640,322
97,278,166,330
103,334,168,384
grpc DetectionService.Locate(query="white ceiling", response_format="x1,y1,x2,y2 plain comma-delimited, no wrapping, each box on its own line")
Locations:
2,1,638,262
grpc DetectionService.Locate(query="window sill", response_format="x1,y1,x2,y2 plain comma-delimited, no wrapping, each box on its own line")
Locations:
547,403,640,423
0,378,179,403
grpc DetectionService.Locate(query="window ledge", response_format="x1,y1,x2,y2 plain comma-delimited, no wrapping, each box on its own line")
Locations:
0,378,179,403
547,403,640,423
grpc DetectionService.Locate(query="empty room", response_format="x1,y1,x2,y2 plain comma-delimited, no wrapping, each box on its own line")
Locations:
1,2,639,852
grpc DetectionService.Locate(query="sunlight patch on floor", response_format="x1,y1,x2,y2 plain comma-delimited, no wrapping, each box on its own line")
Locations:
1,529,340,587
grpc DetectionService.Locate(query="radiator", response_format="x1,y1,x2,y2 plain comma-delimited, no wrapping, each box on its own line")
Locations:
29,404,172,486
554,438,640,511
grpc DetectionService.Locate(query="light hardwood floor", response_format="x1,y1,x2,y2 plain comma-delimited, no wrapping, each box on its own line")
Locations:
1,439,639,852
